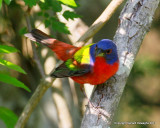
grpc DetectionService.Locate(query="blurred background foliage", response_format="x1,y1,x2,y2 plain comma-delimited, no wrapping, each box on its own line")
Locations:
0,0,160,128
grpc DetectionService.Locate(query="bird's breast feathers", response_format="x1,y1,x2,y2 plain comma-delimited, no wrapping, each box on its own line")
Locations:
71,57,119,85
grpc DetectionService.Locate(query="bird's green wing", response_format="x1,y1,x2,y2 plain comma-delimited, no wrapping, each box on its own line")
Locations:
50,59,90,78
50,44,93,78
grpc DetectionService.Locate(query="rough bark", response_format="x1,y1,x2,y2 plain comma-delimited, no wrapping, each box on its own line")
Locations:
81,0,159,128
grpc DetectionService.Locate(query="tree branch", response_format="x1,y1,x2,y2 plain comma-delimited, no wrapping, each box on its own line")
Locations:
25,13,46,78
77,0,125,44
15,77,55,128
81,0,159,127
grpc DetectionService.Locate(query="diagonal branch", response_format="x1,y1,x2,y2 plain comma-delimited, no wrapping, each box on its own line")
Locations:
77,0,125,44
81,0,159,127
15,77,55,128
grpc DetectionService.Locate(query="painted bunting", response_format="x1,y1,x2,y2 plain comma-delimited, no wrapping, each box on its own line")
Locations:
25,29,119,85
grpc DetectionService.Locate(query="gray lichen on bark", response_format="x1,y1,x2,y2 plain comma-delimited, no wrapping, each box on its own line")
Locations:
81,0,159,128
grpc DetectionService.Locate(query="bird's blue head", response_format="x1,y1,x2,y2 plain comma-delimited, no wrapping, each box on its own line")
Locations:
90,39,118,65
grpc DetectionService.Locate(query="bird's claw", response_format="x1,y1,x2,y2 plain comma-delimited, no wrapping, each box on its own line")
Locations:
85,103,104,110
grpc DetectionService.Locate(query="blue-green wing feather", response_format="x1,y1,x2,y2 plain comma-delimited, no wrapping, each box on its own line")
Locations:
51,60,90,78
51,44,94,78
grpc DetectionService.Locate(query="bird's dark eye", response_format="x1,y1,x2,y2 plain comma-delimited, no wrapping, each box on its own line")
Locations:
106,49,112,54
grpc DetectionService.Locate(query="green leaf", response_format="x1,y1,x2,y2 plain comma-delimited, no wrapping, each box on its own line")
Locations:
0,45,19,54
44,19,51,27
24,0,38,7
4,0,12,5
63,11,81,20
0,0,2,9
40,0,45,3
19,27,28,36
44,12,49,18
58,0,77,7
37,11,43,16
52,1,62,12
39,0,52,10
50,17,57,21
0,73,31,92
0,107,18,128
0,59,27,74
39,2,49,10
52,21,70,34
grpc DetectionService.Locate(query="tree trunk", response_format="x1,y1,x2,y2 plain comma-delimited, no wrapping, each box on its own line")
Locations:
81,0,159,128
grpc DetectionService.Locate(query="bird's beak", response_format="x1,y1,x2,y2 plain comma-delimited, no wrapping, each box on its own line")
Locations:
95,48,105,57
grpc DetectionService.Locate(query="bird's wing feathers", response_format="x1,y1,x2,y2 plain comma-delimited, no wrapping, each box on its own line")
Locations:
51,59,90,78
51,44,94,78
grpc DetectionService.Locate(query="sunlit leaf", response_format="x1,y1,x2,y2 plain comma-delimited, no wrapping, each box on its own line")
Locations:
40,0,45,3
63,10,81,20
24,0,38,7
0,59,27,74
0,45,19,54
58,0,77,7
0,107,18,128
4,0,12,5
0,73,31,92
52,21,70,34
0,0,2,10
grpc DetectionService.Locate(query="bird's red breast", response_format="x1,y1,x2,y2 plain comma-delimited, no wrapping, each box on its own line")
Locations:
71,57,119,85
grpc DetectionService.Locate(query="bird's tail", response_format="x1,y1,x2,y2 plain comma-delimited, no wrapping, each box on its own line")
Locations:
24,29,79,61
24,29,55,46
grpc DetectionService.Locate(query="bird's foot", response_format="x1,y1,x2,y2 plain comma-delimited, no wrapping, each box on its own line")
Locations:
85,102,103,110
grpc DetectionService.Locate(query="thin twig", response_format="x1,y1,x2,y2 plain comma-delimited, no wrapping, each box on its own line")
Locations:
77,0,125,44
25,13,46,78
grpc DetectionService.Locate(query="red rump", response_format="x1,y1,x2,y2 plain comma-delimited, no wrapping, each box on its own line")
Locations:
47,39,80,61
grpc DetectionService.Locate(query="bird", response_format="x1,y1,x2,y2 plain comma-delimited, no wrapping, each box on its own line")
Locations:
25,29,119,86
